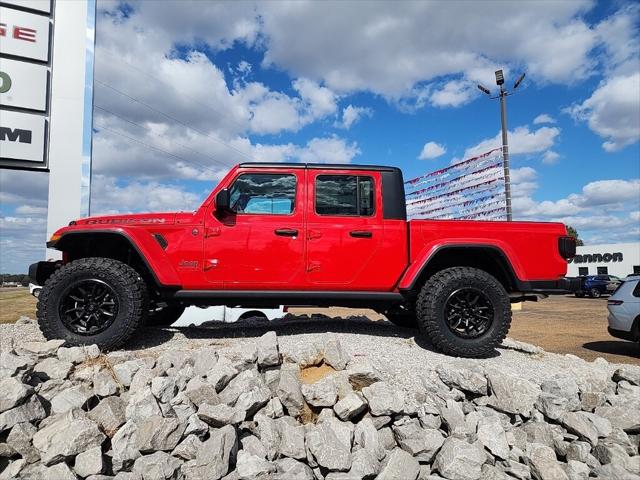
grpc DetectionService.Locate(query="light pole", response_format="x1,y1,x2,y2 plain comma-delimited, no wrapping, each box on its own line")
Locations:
478,70,525,221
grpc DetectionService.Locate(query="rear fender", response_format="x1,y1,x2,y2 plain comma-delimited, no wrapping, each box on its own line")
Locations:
50,228,182,288
398,241,523,291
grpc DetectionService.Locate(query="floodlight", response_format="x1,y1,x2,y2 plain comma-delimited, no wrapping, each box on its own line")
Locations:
513,72,526,89
495,70,504,86
477,84,491,95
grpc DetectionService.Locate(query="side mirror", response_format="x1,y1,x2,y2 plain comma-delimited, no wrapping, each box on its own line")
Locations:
215,188,231,212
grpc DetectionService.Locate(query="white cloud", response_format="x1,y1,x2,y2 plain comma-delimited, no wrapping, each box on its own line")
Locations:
15,206,48,215
429,80,476,108
567,72,640,152
533,114,556,125
296,136,361,164
512,178,640,243
259,1,597,98
418,141,447,160
338,105,372,129
541,151,560,165
463,125,561,159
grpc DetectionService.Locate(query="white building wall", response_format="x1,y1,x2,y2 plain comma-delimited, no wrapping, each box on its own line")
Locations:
567,243,640,278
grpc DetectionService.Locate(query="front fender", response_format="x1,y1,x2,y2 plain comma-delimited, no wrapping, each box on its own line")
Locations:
50,228,182,288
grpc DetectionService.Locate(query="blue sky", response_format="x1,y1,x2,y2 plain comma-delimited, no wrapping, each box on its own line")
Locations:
1,0,639,273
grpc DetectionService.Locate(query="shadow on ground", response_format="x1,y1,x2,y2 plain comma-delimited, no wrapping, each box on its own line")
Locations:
125,314,502,358
582,341,640,359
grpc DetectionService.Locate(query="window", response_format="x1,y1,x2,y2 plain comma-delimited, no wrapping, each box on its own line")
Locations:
634,265,640,275
633,282,640,298
597,267,608,275
229,173,296,215
315,175,375,216
578,267,588,276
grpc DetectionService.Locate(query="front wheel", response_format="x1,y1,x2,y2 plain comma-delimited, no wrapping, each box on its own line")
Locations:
37,257,149,350
589,288,601,298
416,267,511,358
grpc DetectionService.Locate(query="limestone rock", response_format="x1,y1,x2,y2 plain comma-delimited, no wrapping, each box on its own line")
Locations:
377,448,420,480
434,437,485,480
333,392,367,420
133,451,182,480
436,364,487,395
236,450,276,480
135,415,186,452
306,417,352,471
362,381,404,416
198,403,246,427
525,443,569,480
74,446,104,477
487,372,541,417
0,376,33,413
257,331,280,368
323,334,349,371
301,375,339,407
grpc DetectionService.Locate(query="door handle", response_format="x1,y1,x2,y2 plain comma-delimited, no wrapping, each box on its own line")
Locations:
350,230,373,238
274,229,298,237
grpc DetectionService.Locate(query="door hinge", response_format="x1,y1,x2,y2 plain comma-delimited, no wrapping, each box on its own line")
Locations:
308,230,322,240
307,261,321,272
204,259,219,271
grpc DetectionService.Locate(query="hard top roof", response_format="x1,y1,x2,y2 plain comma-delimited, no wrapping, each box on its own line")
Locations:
238,162,402,173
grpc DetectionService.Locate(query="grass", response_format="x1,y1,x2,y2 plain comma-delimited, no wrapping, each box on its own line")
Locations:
0,287,36,324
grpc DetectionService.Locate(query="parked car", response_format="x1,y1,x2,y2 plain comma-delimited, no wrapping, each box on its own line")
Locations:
29,283,42,298
607,275,640,344
574,275,622,298
30,162,578,358
29,284,284,327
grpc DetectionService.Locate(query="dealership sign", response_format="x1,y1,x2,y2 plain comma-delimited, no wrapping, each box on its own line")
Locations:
568,252,624,264
0,0,52,170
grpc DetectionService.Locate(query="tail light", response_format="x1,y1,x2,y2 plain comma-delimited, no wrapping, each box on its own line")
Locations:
558,236,576,260
283,306,289,313
608,299,624,306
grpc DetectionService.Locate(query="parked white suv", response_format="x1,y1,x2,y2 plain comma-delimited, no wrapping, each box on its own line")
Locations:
607,275,640,344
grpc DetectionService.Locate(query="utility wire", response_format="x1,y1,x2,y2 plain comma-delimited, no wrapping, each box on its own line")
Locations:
93,122,219,176
94,105,232,171
95,79,255,161
97,48,249,134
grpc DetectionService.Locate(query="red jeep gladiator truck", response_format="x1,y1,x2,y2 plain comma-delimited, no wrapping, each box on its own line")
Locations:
30,163,578,357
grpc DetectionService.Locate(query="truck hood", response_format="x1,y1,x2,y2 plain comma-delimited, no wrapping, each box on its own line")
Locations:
72,212,183,226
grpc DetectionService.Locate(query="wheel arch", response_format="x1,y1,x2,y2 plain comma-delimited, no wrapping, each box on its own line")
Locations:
400,244,520,294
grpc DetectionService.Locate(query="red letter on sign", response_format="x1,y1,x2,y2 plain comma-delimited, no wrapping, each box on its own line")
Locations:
13,27,37,42
0,23,6,37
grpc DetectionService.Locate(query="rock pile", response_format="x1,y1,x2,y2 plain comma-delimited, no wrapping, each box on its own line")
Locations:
0,333,639,480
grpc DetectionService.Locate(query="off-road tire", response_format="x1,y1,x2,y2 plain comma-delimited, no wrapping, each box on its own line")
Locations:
148,305,185,327
589,288,601,298
416,266,511,358
37,257,149,350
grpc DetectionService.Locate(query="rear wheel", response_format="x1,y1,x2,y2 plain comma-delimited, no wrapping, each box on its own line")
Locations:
37,257,148,350
416,266,511,358
589,288,601,298
148,304,185,326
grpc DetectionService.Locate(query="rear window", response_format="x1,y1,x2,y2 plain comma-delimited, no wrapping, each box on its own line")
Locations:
633,281,640,298
315,175,375,216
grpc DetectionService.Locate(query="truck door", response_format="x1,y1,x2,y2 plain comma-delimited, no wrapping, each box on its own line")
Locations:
204,169,306,289
305,170,388,289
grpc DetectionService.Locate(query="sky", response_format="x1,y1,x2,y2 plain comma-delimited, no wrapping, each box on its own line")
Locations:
1,0,639,273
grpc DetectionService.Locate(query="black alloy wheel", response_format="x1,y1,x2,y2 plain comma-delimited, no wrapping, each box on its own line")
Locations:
444,287,494,339
58,279,119,335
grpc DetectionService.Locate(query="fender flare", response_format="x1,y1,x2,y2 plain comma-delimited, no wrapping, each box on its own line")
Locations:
49,229,181,288
399,243,524,291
